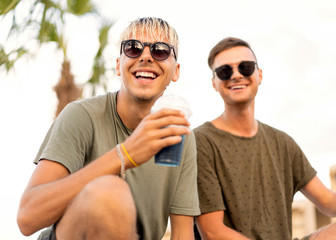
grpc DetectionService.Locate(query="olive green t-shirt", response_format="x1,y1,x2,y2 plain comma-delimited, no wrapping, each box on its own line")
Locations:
34,92,200,240
194,121,316,240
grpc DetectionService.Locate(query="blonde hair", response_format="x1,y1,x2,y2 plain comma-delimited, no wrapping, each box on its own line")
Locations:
120,17,179,59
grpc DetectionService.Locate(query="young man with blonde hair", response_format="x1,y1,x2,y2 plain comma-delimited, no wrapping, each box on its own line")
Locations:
194,37,336,240
17,17,200,240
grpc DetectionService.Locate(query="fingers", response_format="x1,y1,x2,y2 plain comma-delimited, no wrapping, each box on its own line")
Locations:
142,108,191,142
147,108,190,129
121,109,191,168
156,125,191,140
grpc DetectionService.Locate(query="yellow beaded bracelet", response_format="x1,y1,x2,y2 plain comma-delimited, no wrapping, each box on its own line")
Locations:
121,143,139,167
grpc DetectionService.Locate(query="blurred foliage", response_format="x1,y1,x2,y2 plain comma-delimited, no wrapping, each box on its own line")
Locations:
0,0,20,14
0,45,28,73
0,0,116,115
88,22,112,96
66,0,95,15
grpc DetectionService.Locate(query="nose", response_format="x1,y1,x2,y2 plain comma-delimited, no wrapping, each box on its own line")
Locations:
230,66,243,80
139,46,154,62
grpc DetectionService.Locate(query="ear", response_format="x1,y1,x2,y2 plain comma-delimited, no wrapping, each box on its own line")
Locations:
258,68,263,85
212,77,219,92
171,63,180,82
116,57,121,76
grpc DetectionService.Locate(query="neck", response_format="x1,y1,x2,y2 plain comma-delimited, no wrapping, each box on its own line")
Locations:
212,102,258,137
116,91,155,130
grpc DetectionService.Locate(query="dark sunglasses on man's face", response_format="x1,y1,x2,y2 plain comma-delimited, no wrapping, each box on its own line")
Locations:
214,61,258,81
120,39,177,61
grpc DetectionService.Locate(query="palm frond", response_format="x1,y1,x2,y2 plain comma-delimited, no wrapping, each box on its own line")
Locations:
0,45,29,73
86,22,114,95
66,0,95,16
0,0,20,15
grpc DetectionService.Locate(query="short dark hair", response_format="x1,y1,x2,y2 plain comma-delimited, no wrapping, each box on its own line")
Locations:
208,37,257,69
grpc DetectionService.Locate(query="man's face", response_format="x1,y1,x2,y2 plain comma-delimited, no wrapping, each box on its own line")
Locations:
116,31,180,103
211,46,262,106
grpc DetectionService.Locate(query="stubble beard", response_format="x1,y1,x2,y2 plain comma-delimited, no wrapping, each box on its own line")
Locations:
133,93,157,104
132,88,165,104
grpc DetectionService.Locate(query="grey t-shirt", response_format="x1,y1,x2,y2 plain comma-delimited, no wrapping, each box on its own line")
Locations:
34,92,200,240
194,121,316,240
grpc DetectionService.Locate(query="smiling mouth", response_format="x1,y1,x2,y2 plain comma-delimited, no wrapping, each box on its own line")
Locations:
229,85,247,90
135,71,157,80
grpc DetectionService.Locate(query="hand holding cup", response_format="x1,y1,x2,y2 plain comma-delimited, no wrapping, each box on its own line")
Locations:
151,94,192,167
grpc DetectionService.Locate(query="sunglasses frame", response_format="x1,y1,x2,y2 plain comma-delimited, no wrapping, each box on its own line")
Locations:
214,61,258,81
120,39,177,61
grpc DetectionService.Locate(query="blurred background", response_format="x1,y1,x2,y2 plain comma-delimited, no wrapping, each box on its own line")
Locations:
1,0,335,239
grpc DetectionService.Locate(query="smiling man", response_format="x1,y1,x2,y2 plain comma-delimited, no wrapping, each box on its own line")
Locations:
194,37,336,240
17,17,200,240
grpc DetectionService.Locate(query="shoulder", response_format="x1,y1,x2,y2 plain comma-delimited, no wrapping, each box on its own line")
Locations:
193,122,214,135
54,93,115,129
258,121,300,149
193,122,223,155
259,121,293,138
77,92,115,112
193,121,227,143
60,92,116,121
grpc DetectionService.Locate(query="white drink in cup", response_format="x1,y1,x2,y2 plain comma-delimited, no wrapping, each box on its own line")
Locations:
151,94,192,167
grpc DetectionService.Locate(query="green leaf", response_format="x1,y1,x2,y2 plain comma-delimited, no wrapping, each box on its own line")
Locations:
0,47,9,66
38,21,59,43
0,45,29,72
99,23,112,49
0,0,20,15
66,0,95,16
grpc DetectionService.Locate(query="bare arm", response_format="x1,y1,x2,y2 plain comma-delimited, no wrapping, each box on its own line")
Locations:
300,175,336,217
17,108,191,236
196,211,250,240
169,214,194,240
17,149,122,236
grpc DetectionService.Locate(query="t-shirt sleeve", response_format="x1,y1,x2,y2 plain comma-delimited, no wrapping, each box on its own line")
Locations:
170,132,201,216
194,128,226,214
289,136,317,193
34,101,93,173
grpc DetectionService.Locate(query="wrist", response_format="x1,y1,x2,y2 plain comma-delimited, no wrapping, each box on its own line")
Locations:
116,144,125,179
121,143,139,168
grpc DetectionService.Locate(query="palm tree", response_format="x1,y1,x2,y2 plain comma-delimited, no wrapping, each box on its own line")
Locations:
0,0,114,117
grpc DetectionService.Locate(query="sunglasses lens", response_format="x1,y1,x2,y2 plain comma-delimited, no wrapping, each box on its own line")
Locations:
239,61,256,76
215,65,233,81
124,40,143,58
122,40,173,60
214,61,257,81
151,43,171,60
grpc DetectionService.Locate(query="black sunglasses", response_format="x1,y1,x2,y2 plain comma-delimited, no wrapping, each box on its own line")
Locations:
120,39,177,61
214,61,258,81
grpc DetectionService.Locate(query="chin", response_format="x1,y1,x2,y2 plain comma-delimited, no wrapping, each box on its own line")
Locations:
133,94,156,103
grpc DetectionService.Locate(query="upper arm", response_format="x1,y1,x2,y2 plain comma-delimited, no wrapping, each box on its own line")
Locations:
26,159,70,189
196,211,249,240
169,214,194,240
196,211,225,239
17,160,70,235
34,102,93,173
195,131,225,212
170,133,200,216
300,175,336,217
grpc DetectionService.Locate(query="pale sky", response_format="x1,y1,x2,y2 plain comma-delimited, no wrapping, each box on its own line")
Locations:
1,0,336,239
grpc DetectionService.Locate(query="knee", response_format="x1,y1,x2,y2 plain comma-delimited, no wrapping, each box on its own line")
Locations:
85,175,131,195
80,175,136,213
56,176,138,238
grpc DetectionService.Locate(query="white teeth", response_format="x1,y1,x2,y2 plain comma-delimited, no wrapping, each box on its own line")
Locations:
230,85,246,90
135,72,156,79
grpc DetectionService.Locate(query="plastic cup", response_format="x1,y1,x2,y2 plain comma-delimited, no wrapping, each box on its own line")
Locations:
151,94,192,167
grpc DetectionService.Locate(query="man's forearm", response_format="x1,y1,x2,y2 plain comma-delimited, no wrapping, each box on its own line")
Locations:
170,214,194,240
